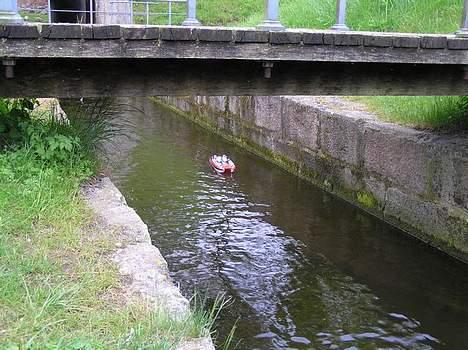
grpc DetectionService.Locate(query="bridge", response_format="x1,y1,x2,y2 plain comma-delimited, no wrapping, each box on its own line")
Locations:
1,0,468,97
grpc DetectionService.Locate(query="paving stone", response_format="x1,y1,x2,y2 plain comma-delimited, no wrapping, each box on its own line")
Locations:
325,33,363,46
270,31,302,44
198,28,233,42
448,38,468,50
122,26,159,40
160,27,196,41
420,36,447,49
392,36,420,48
6,24,39,38
303,32,323,45
234,30,269,43
363,35,393,47
93,25,121,39
41,24,84,39
335,33,364,46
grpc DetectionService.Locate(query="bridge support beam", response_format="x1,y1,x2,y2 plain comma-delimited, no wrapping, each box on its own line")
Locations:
457,0,468,37
257,0,284,31
331,0,349,31
182,0,200,26
0,0,23,24
2,59,467,97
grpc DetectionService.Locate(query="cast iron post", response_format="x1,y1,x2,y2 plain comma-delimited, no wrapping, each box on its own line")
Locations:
257,0,285,31
457,0,468,37
331,0,349,31
182,0,200,26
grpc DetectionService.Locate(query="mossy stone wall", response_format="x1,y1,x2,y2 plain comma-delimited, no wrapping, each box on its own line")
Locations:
155,96,468,263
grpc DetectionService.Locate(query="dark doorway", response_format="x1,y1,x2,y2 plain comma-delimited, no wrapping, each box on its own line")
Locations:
50,0,93,23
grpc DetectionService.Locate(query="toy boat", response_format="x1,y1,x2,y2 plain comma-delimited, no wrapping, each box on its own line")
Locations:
209,154,236,174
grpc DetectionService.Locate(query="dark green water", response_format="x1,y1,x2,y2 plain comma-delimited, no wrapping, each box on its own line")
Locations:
109,98,468,350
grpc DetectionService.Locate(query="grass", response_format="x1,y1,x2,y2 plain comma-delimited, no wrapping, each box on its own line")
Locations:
194,0,464,33
196,0,468,130
0,100,224,349
20,10,49,23
352,96,468,130
52,0,458,34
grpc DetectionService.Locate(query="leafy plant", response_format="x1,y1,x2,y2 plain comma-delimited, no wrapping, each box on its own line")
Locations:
24,121,81,163
0,98,37,147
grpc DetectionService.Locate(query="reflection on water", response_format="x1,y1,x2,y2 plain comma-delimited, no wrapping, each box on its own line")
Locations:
109,98,468,349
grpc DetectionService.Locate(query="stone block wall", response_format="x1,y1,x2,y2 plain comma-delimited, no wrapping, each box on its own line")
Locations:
158,96,468,262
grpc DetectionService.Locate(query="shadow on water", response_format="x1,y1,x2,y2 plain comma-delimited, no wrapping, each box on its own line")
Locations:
108,97,468,350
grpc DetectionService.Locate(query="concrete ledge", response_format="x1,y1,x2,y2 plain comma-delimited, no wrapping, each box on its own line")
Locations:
82,177,215,350
157,96,468,263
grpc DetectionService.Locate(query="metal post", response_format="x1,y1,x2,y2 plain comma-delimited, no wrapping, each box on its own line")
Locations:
146,1,149,25
457,0,468,37
182,0,200,26
47,0,51,22
331,0,349,31
89,0,93,24
0,0,23,23
257,0,284,31
130,0,133,24
168,0,172,25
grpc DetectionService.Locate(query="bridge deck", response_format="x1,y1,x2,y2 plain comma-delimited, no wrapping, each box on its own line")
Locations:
1,24,468,64
1,24,467,97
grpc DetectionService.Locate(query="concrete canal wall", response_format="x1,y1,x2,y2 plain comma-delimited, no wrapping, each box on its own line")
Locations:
83,177,214,350
156,96,468,263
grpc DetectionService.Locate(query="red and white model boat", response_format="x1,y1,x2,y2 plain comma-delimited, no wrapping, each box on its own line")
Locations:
209,154,236,174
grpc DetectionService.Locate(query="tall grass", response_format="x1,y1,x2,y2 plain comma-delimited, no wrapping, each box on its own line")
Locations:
353,96,468,130
0,99,225,348
55,98,133,157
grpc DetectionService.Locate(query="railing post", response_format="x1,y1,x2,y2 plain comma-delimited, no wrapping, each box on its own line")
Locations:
331,0,349,31
182,0,200,26
0,0,23,23
257,0,284,31
47,0,51,22
457,0,468,37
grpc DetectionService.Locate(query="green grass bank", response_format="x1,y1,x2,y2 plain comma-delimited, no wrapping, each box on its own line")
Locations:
197,0,463,34
133,0,463,33
187,0,468,130
198,0,467,130
0,99,220,349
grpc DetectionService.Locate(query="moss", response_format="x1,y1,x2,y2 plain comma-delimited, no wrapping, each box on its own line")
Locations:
357,192,379,209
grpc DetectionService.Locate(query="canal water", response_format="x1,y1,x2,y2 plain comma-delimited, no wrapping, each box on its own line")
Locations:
109,98,468,349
